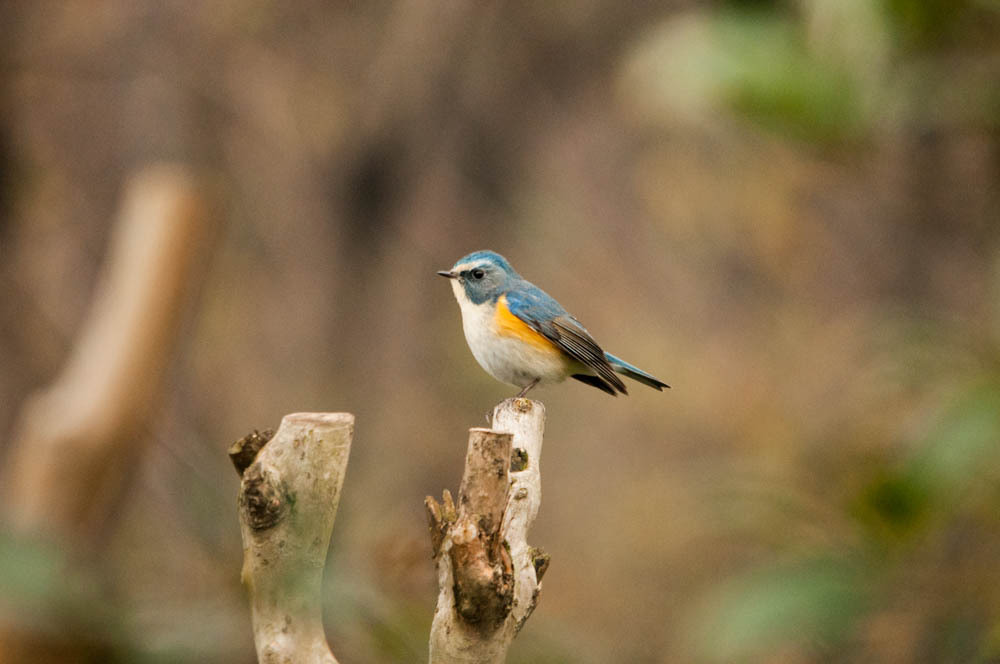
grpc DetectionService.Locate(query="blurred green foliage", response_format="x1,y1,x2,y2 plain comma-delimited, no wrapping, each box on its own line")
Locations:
0,536,104,629
694,555,870,662
908,382,1000,502
712,10,863,142
625,7,865,143
856,381,1000,542
628,0,999,142
692,373,1000,661
0,534,121,660
883,0,972,46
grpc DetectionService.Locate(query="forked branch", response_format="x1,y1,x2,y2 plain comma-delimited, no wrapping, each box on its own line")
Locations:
425,398,548,663
231,412,353,664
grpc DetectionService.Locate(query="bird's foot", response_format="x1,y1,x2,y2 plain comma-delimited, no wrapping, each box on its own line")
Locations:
515,378,540,399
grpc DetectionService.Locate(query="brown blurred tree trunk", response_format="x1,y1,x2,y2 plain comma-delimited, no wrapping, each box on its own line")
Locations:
0,165,215,662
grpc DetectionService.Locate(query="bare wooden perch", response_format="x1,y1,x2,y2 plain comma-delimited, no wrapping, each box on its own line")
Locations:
425,398,548,663
230,412,354,664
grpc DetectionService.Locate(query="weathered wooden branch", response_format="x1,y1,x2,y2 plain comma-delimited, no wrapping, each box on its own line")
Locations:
230,412,353,664
2,165,214,538
425,398,548,663
0,166,213,663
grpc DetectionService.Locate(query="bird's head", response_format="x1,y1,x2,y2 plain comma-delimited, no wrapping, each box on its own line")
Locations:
437,250,519,305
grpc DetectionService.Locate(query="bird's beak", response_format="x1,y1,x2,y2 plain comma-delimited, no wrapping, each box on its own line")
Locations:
437,270,458,279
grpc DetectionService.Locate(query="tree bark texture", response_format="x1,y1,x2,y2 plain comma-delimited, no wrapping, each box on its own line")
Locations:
425,398,548,664
230,412,353,664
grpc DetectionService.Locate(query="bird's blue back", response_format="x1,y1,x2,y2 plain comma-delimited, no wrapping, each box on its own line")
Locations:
505,284,584,333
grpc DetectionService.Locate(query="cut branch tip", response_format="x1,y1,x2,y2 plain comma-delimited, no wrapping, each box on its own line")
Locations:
228,428,275,476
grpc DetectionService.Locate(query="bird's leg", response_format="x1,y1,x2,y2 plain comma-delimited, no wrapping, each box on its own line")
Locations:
516,378,540,399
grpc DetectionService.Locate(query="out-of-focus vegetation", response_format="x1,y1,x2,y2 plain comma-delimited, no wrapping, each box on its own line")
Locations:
0,0,998,662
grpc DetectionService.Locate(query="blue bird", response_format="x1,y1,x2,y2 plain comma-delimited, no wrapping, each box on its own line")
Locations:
438,250,669,397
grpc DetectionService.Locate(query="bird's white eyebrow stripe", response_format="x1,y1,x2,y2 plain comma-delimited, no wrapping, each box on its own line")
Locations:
452,262,483,273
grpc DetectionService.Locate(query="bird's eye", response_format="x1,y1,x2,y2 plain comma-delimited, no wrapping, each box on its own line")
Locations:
471,269,485,280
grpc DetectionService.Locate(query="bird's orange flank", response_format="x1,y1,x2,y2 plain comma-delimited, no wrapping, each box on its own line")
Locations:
493,294,557,352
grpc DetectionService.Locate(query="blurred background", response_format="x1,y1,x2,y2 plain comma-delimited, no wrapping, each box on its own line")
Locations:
1,0,999,662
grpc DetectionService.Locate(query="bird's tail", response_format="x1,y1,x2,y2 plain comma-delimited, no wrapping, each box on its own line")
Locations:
604,352,670,391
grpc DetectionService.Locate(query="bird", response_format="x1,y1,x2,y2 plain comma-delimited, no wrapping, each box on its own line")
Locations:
438,250,669,398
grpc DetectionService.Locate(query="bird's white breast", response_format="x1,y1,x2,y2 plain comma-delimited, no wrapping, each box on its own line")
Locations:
449,280,572,387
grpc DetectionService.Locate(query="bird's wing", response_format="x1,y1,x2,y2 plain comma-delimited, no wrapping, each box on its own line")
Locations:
504,286,627,394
